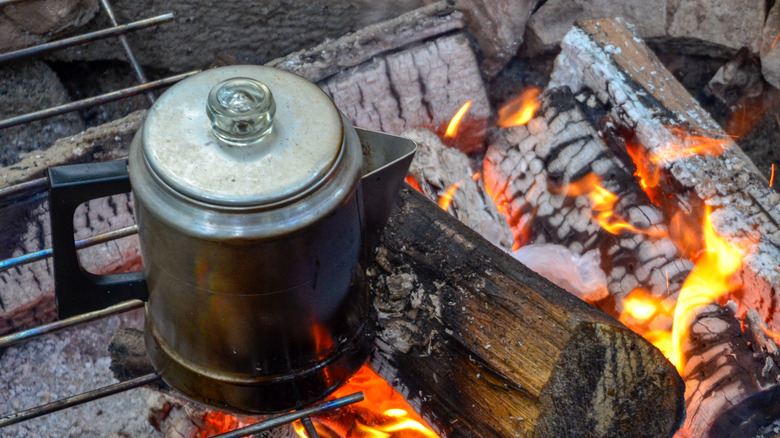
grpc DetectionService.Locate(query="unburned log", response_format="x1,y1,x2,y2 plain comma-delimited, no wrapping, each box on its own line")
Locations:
367,185,684,437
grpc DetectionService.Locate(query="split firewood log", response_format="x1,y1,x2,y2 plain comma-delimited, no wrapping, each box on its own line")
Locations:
320,32,491,151
403,127,513,251
547,18,780,332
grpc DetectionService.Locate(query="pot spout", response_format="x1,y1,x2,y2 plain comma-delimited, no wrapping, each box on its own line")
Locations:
357,128,417,252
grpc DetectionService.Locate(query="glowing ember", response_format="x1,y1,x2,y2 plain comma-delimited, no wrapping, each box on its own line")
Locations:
771,163,776,188
405,175,422,192
294,366,438,438
196,412,255,438
496,87,541,127
445,101,472,138
438,181,461,211
621,288,663,323
668,205,746,372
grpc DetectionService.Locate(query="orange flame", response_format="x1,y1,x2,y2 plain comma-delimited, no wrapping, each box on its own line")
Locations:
445,101,472,138
650,129,730,165
438,181,461,211
668,205,746,372
496,88,541,127
625,128,732,205
556,173,666,238
771,164,776,188
294,366,437,438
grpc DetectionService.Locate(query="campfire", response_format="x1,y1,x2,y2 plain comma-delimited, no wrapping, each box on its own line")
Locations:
2,1,780,437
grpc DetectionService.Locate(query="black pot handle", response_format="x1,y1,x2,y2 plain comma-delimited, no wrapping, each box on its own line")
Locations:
48,160,147,319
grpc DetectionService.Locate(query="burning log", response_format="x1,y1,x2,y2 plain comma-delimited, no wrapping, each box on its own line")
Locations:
509,17,780,437
547,18,780,331
107,186,685,437
321,32,491,142
484,86,693,330
682,304,780,438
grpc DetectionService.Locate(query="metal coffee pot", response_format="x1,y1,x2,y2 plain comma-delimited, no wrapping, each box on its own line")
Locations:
47,65,416,413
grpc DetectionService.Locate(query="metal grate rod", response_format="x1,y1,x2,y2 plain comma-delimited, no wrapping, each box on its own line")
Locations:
0,14,174,63
0,225,138,272
0,70,199,129
211,393,364,438
99,0,156,104
0,299,144,349
0,373,162,428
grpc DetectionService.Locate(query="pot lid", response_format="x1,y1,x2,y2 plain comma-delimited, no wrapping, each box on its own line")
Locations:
142,65,343,207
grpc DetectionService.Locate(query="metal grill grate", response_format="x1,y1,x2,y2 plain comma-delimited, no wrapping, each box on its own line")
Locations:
0,2,361,436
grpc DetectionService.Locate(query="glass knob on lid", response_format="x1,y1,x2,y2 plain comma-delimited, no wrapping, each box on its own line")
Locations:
206,78,276,147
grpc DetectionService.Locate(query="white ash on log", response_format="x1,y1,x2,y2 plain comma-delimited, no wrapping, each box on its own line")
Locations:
0,109,145,188
681,303,780,438
484,86,693,329
403,127,513,251
321,32,490,142
548,18,780,332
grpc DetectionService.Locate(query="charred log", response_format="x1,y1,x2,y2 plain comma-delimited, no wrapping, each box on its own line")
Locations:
484,86,692,330
682,304,780,438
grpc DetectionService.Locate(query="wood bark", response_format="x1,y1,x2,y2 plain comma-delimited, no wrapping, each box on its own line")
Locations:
484,86,693,331
368,186,684,437
267,2,464,84
108,186,685,438
548,18,780,332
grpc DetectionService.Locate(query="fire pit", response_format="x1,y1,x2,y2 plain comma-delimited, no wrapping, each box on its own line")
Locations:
2,1,780,437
